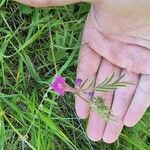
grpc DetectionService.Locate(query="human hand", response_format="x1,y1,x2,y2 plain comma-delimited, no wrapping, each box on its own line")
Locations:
76,1,150,142
76,45,150,143
14,0,150,143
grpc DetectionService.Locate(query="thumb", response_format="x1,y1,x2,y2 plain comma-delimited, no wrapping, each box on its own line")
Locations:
14,0,92,7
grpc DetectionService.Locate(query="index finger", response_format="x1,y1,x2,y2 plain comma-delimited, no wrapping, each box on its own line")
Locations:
75,44,101,119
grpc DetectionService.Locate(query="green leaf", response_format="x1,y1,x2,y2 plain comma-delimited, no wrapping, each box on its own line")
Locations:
48,49,68,62
19,4,33,15
0,0,5,7
0,109,5,150
89,97,112,121
80,79,88,89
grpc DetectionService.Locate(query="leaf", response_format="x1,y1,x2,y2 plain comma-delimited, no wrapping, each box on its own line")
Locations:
94,73,131,93
87,79,96,89
19,4,33,15
80,79,88,89
89,97,112,121
0,109,5,150
48,49,68,62
99,73,115,86
113,73,125,83
96,73,115,87
21,51,42,83
0,41,8,61
0,0,5,7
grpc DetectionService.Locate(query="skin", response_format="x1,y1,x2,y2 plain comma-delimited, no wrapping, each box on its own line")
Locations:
14,0,150,143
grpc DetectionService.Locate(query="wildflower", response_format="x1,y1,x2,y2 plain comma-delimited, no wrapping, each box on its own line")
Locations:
50,74,130,121
88,91,94,99
75,78,82,86
51,76,66,96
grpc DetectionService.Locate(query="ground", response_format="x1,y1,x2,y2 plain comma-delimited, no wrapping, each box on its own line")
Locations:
0,0,150,149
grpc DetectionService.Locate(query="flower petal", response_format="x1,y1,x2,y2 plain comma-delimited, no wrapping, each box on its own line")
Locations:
51,76,66,96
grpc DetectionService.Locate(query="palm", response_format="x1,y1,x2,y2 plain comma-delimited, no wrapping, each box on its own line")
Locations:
75,5,150,142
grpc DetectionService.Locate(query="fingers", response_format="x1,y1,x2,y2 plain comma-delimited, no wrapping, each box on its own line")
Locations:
87,59,120,141
75,45,101,119
124,75,150,127
15,0,91,7
102,70,139,143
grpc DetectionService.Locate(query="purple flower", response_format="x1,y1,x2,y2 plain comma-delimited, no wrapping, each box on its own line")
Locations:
88,91,94,99
51,76,66,96
75,78,82,86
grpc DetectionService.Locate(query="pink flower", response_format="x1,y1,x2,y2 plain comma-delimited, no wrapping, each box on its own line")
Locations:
51,76,66,96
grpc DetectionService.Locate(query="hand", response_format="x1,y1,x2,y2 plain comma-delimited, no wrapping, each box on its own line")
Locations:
15,0,150,143
76,45,150,143
76,1,150,142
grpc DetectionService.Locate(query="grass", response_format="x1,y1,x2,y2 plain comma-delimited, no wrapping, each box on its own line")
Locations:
0,0,150,149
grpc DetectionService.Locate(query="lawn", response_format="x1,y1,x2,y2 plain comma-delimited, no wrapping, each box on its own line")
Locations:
0,0,150,149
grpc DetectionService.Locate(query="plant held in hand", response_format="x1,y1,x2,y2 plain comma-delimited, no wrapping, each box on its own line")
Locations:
51,74,131,121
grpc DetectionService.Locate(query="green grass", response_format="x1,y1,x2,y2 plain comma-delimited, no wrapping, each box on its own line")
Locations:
0,0,150,149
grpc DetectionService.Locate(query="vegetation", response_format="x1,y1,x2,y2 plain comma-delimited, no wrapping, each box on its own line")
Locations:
0,1,150,149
